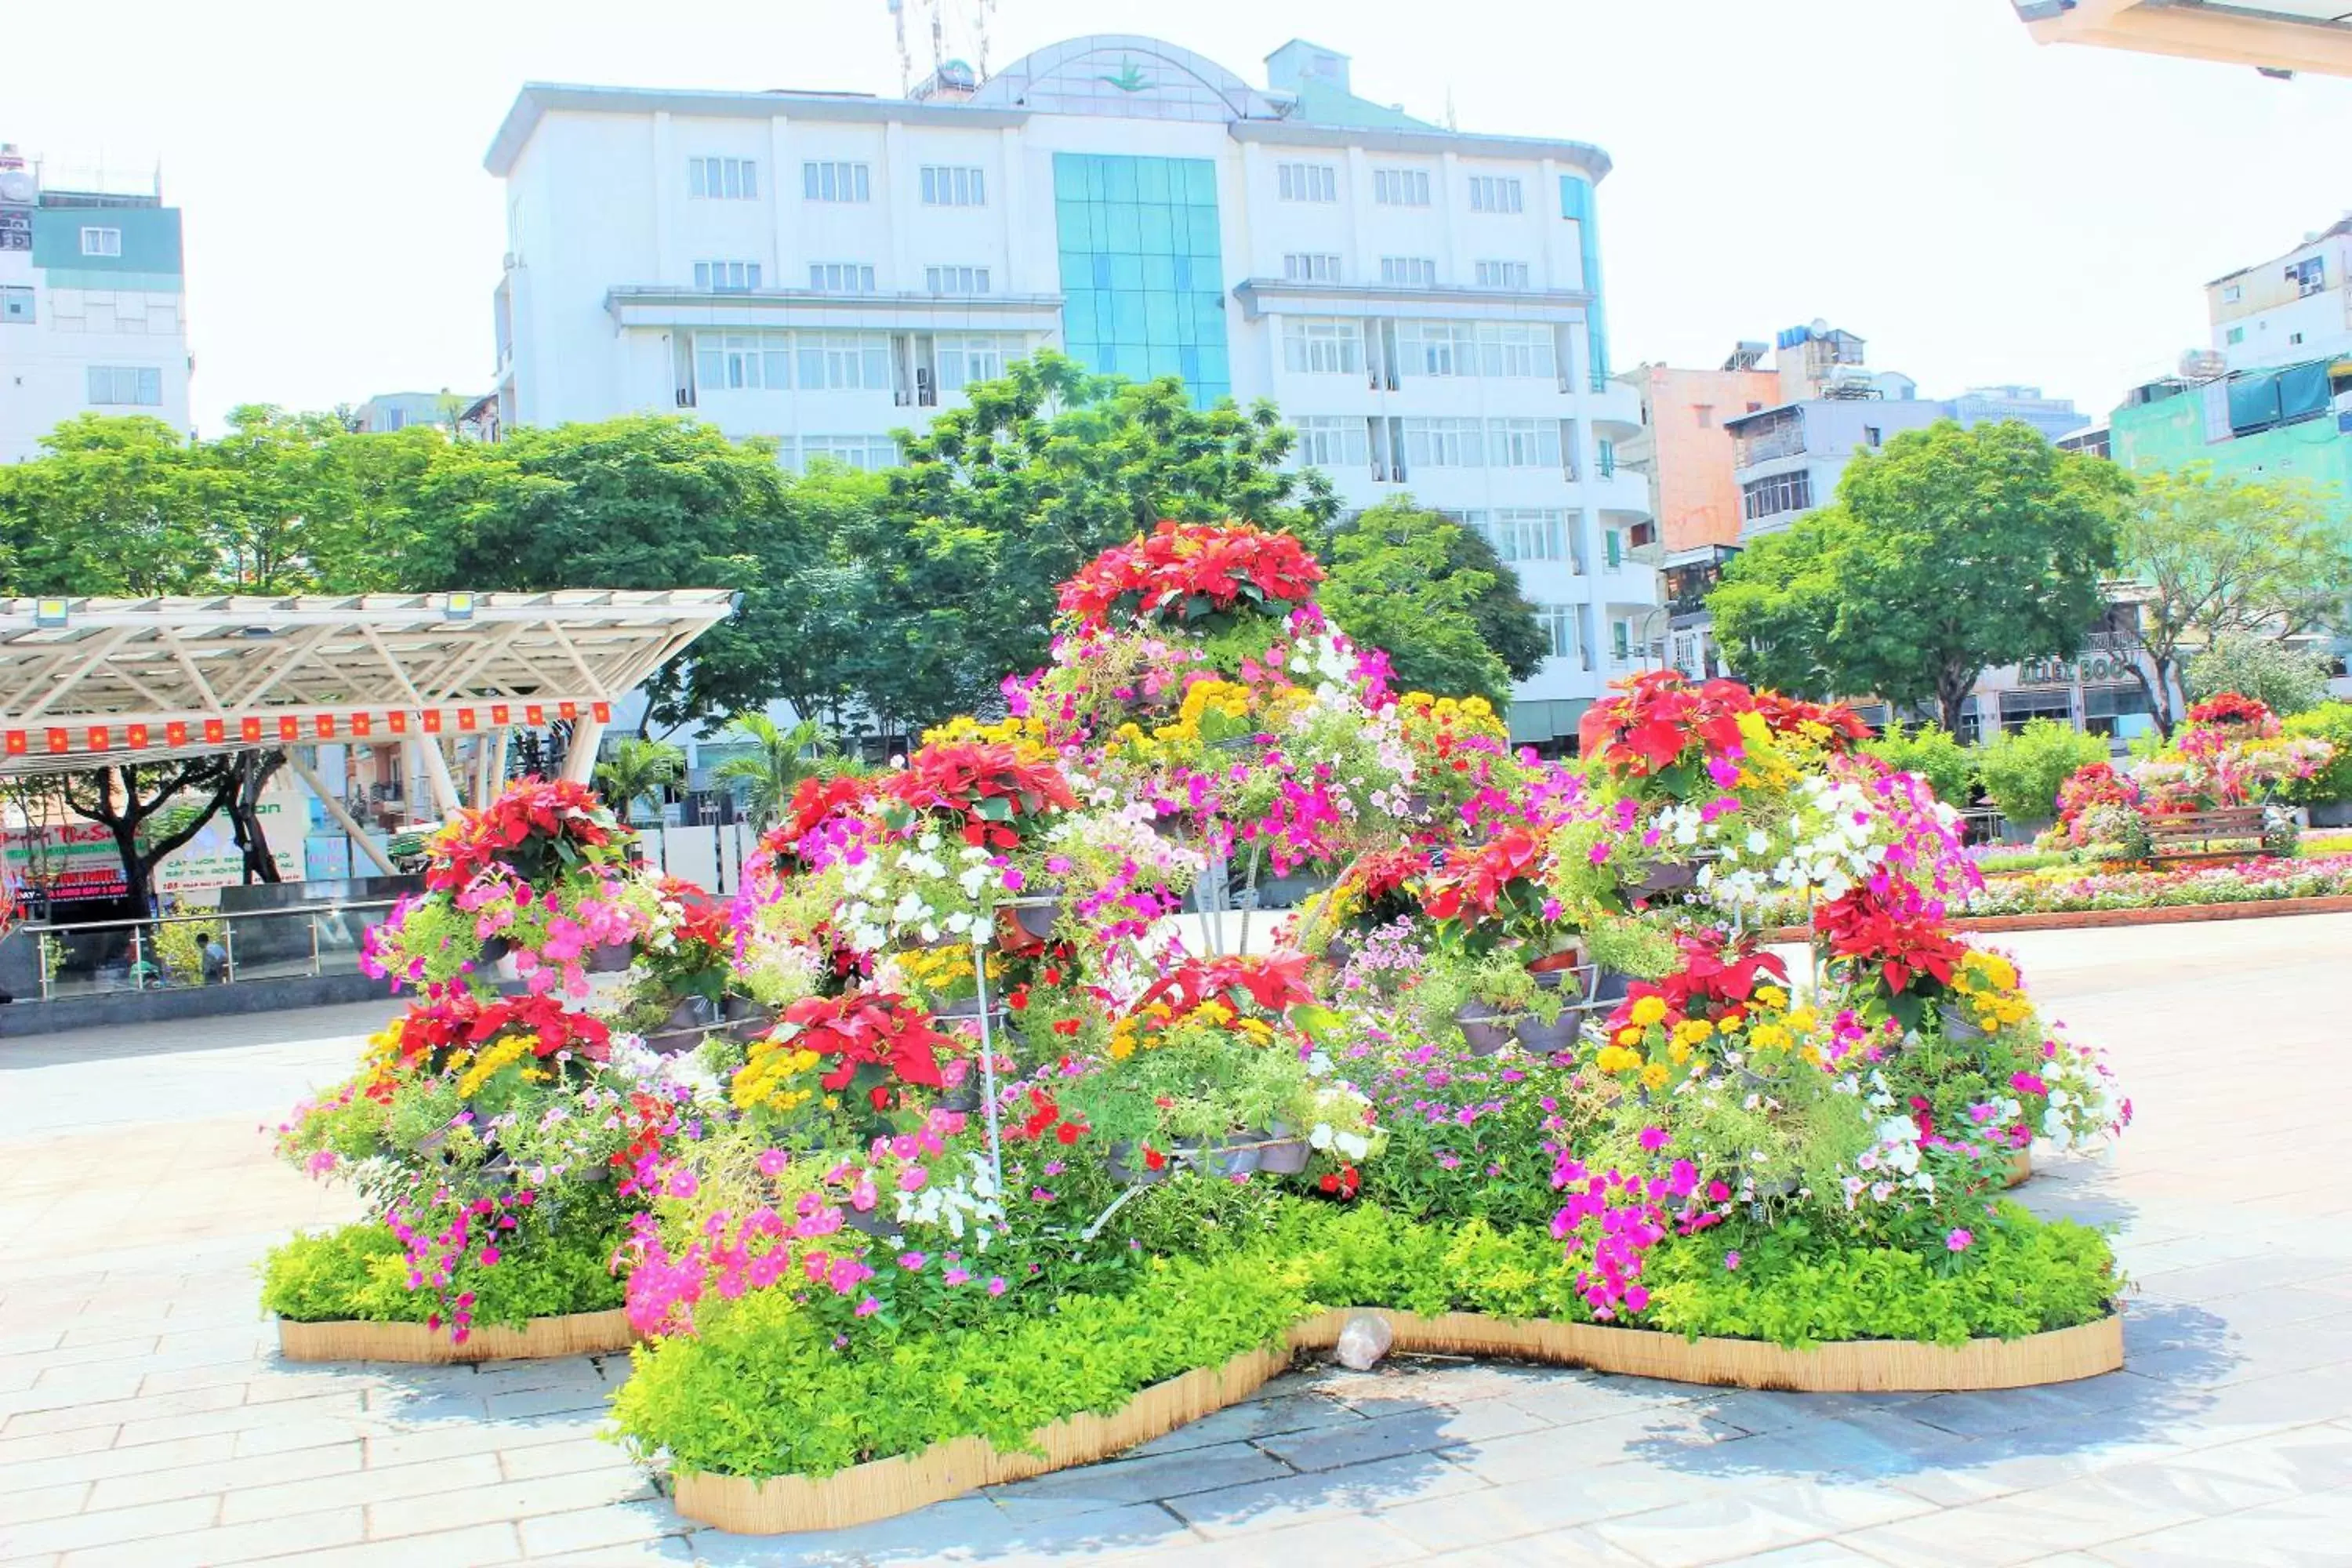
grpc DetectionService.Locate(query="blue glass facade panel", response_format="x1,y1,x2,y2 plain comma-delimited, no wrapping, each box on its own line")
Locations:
1053,153,1230,405
1560,176,1610,390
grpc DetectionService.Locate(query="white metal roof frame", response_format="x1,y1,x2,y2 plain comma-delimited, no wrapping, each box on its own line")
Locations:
0,590,738,777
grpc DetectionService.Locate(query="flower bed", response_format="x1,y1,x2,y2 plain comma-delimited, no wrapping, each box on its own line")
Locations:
265,522,2133,1512
1965,853,2352,916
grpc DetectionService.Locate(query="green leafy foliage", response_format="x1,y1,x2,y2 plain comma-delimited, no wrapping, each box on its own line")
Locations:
1974,718,2110,822
260,1214,626,1328
1314,500,1545,702
2183,634,2332,717
1860,722,1977,810
1712,421,2128,728
609,1198,2118,1480
2281,702,2352,805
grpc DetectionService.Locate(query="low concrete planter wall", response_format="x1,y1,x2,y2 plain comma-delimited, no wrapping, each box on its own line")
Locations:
671,1306,2124,1534
0,972,391,1038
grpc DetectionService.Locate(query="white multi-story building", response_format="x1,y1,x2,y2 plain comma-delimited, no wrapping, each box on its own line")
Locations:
0,144,193,463
483,34,1657,746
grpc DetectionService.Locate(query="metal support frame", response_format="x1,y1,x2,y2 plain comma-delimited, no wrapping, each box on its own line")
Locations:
289,750,398,877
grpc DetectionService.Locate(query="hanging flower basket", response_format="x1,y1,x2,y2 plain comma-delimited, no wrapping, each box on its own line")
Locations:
722,995,778,1043
1011,893,1064,941
1453,1004,1517,1058
588,941,635,974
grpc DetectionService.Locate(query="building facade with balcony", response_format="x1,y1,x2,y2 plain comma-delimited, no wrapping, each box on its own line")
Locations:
0,144,192,463
483,34,1657,746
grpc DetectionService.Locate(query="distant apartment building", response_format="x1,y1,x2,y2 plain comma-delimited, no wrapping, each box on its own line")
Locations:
2206,217,2352,372
0,143,192,463
353,389,498,441
483,34,1657,746
1617,343,1779,554
2014,1,2352,78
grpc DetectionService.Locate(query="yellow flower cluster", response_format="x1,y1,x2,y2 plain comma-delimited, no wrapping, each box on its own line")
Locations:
1399,691,1505,741
895,945,1002,991
1950,951,2032,1031
1595,984,1831,1089
454,1035,536,1098
1107,996,1276,1061
1105,679,1261,763
731,1039,824,1113
920,713,1058,763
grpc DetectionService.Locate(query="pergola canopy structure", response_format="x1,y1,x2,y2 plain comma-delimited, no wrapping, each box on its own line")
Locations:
0,591,737,811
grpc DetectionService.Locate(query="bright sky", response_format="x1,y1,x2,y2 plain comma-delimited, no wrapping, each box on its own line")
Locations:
13,0,2349,434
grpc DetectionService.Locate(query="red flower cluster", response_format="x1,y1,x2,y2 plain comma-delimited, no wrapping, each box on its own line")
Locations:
389,992,613,1077
1134,951,1316,1019
1605,931,1789,1035
1317,1163,1362,1199
778,989,949,1091
1013,1085,1088,1145
1341,847,1433,905
425,778,625,893
1417,828,1548,926
656,876,732,952
2185,691,2275,731
1057,520,1326,632
880,742,1077,850
2054,762,2140,831
1813,884,1966,996
1579,673,1867,785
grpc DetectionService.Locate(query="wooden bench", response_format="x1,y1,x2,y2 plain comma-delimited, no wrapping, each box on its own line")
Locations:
2144,806,2269,861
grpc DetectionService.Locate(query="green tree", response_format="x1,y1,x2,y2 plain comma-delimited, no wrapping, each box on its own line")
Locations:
63,759,239,916
412,416,817,728
1314,501,1541,702
0,416,216,595
1711,421,2129,729
710,715,841,829
593,738,686,823
2116,466,2352,735
858,352,1338,728
2183,633,2333,716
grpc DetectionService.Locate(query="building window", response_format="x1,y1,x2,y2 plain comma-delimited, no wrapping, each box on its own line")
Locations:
80,227,122,258
920,165,985,206
2221,283,2242,303
1473,260,1530,290
694,331,790,392
1597,438,1617,477
1276,162,1338,202
1282,318,1363,375
1486,417,1562,469
1293,415,1370,470
1468,507,1566,564
1051,152,1231,407
86,365,162,405
2226,326,2245,345
2288,255,2325,296
2291,331,2305,346
935,335,1007,392
693,260,762,292
1373,168,1429,206
799,434,898,471
924,264,990,296
1398,320,1475,377
1476,322,1555,378
0,285,29,325
808,262,877,294
1611,618,1633,662
803,162,872,202
688,157,758,198
1741,470,1814,521
1694,405,1713,428
1401,417,1484,468
1538,604,1588,666
1379,256,1438,288
1465,176,1523,214
1282,252,1341,283
797,332,891,390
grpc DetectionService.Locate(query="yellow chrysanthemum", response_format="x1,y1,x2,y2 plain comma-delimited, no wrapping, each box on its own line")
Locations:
1595,1045,1643,1074
456,1035,533,1098
1629,995,1668,1027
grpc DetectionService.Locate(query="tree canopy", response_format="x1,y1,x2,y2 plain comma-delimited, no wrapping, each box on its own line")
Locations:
1314,501,1544,704
2114,464,2352,735
1711,419,2129,728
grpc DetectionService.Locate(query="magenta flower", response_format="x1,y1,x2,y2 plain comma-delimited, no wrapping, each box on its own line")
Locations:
1723,1250,1740,1271
1946,1229,1973,1251
2010,1072,2048,1097
1638,1126,1670,1152
757,1149,790,1178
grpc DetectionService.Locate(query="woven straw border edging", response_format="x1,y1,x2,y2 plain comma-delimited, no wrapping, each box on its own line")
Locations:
2005,1149,2032,1189
671,1305,2122,1534
276,1308,634,1364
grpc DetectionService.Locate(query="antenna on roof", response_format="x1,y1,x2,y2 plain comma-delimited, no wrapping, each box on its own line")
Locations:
975,0,995,78
1444,87,1457,132
887,0,912,94
929,0,946,74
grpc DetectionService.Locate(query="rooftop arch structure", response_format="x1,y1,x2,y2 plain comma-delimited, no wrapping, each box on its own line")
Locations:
967,34,1294,122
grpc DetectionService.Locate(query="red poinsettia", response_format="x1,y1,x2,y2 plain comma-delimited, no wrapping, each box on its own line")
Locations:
1579,673,1868,794
2185,691,2275,731
1058,520,1325,632
2054,762,2140,831
1605,930,1789,1034
425,778,626,893
1813,884,1967,996
1134,951,1316,1020
777,990,949,1091
1417,828,1549,927
879,742,1076,850
390,991,614,1077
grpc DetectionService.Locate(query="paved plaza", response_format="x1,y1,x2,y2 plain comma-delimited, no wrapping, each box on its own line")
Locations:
2,916,2350,1566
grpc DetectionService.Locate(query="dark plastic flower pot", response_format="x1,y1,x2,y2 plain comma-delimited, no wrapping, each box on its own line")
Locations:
1454,1005,1517,1058
478,935,511,964
1012,895,1062,941
1937,1004,1991,1045
1512,1009,1584,1054
587,941,633,974
1255,1137,1312,1175
722,995,776,1044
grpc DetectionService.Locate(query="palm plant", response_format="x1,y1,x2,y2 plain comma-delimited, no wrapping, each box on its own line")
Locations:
711,714,840,829
593,738,687,825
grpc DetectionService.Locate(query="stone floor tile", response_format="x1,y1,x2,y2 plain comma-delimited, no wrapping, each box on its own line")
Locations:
1123,1387,1365,1458
985,1439,1291,1512
1254,1395,1551,1472
85,1439,360,1512
287,1521,521,1566
513,1497,691,1557
1160,1448,1489,1537
219,1450,501,1526
495,1435,639,1483
1091,1510,1427,1566
1381,1462,1738,1552
0,1481,89,1528
2088,1489,2352,1566
1586,1483,1928,1568
362,1467,656,1540
0,1497,223,1558
52,1507,364,1568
